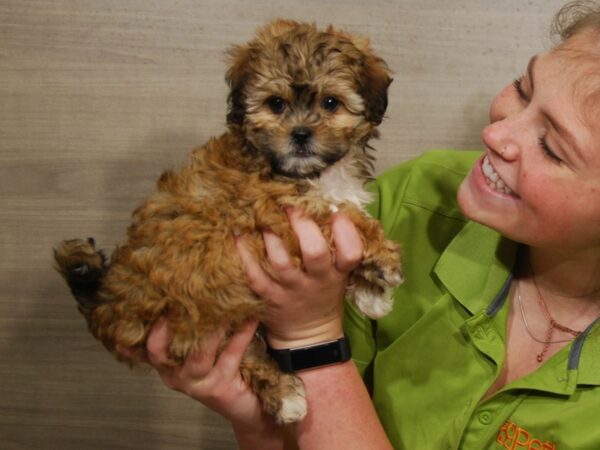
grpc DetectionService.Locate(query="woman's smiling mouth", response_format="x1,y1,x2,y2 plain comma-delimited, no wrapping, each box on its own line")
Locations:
482,155,515,196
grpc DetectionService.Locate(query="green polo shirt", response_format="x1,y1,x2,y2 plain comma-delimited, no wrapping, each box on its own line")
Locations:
344,150,600,450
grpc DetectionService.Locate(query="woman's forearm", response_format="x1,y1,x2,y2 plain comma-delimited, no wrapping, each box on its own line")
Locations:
233,420,290,450
295,361,392,450
234,360,391,450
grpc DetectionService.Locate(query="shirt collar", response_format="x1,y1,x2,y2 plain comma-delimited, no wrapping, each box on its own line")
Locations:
433,220,516,315
570,319,600,385
434,220,600,387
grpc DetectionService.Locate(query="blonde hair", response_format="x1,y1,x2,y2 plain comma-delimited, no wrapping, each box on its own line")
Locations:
552,1,600,40
551,2,600,133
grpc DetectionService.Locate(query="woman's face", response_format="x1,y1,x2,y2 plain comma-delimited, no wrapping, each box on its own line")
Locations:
457,29,600,252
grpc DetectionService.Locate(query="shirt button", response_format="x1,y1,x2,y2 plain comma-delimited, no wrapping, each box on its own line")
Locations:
478,411,492,425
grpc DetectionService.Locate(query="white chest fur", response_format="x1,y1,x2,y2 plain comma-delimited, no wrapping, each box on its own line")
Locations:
309,156,372,212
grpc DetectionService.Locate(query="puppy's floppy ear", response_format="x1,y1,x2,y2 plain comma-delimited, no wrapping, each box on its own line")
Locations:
332,28,392,126
327,26,392,125
225,44,254,126
359,53,392,126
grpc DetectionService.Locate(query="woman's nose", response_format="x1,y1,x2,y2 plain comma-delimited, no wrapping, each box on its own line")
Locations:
484,86,528,160
482,120,519,160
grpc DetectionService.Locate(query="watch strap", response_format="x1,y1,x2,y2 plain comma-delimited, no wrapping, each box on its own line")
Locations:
267,335,351,373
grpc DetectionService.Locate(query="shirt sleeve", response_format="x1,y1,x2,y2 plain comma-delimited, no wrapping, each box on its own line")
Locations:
343,153,430,382
343,161,410,382
343,176,382,381
344,150,482,393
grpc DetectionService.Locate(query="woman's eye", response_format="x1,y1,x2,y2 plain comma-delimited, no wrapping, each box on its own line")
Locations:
512,76,528,101
267,97,286,114
538,136,562,165
322,96,340,112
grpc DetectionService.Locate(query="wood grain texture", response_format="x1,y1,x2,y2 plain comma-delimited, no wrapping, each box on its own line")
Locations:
0,0,565,448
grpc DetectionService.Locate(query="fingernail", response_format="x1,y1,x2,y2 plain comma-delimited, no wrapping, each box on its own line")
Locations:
247,319,258,327
284,206,297,217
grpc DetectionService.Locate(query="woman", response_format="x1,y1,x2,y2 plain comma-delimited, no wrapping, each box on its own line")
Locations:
139,2,600,448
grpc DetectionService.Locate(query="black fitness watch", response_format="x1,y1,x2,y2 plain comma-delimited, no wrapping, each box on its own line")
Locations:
266,335,351,373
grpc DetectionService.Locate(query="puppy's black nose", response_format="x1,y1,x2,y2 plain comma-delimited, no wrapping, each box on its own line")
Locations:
291,127,312,145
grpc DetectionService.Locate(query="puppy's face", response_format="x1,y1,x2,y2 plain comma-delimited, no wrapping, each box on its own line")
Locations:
226,20,392,178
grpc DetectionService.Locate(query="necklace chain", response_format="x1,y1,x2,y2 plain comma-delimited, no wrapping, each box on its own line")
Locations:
517,285,578,346
518,264,583,363
530,268,582,337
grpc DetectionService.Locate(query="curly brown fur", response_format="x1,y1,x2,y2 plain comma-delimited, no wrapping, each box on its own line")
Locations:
54,19,402,424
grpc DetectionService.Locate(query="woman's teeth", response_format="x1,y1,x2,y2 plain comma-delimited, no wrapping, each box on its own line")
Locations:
482,156,514,195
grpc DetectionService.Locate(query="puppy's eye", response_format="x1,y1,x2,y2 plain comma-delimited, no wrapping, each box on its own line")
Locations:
266,96,287,114
322,96,340,112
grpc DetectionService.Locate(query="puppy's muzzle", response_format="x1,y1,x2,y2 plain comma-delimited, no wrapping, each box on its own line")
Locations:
291,127,314,157
292,127,312,145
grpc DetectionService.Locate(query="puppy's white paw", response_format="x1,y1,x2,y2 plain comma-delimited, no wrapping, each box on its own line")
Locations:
388,270,404,287
276,387,307,424
354,286,394,319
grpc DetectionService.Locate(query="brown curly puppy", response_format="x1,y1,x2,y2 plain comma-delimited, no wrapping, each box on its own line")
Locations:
54,19,403,424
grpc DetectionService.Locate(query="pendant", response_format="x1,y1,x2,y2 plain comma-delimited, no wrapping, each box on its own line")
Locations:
537,326,554,362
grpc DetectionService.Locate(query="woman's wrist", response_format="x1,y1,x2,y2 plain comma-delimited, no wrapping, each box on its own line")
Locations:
265,317,344,349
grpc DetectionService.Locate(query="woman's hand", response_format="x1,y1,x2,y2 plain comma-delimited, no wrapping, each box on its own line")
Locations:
119,319,270,432
126,320,292,448
235,208,364,349
236,210,393,449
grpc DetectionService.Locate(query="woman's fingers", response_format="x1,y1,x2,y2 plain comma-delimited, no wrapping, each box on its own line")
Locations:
145,321,258,394
235,209,363,297
331,212,364,273
179,327,225,379
263,231,295,274
287,208,332,276
209,320,259,379
145,318,173,367
235,235,280,298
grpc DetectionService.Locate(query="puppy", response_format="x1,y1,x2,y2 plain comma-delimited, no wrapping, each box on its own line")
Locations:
54,19,403,424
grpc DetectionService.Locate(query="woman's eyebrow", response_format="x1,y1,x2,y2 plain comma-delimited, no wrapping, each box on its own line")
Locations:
527,55,538,92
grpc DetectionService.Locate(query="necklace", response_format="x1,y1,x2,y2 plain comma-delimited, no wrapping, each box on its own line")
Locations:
517,264,584,362
529,270,582,362
517,285,578,347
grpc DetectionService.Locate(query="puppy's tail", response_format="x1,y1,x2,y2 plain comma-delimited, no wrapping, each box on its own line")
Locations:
53,238,108,318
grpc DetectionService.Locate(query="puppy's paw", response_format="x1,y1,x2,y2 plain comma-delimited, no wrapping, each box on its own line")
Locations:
361,238,404,289
275,375,307,424
358,258,403,292
377,264,404,288
353,285,394,319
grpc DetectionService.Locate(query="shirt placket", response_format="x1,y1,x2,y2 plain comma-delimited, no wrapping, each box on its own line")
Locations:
447,311,508,449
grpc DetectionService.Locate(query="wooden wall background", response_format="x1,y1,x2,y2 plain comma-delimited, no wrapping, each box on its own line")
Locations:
1,0,565,448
